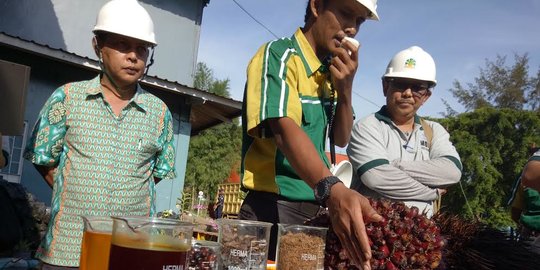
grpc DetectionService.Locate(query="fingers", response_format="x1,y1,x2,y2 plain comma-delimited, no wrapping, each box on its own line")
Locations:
361,197,383,223
341,38,360,58
327,190,381,270
330,51,357,75
329,47,358,93
336,228,363,267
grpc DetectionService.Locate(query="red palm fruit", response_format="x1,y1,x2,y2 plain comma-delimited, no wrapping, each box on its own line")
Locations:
391,251,408,267
406,206,419,218
433,235,446,249
385,261,398,270
408,252,419,265
416,254,428,266
401,232,413,244
370,258,381,270
373,244,390,259
392,239,405,252
406,243,417,254
420,240,431,251
421,231,434,242
366,223,375,236
385,231,398,245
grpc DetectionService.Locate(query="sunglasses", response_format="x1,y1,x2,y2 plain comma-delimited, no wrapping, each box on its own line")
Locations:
388,79,432,98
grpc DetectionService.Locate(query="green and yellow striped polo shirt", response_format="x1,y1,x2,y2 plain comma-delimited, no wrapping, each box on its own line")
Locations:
241,28,333,201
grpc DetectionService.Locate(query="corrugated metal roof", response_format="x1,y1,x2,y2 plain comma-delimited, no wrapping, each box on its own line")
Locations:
0,31,242,135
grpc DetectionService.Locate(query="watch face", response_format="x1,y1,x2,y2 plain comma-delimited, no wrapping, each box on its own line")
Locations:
315,176,341,206
316,181,327,199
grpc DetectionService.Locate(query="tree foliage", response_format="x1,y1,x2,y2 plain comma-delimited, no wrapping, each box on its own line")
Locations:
436,108,540,228
194,62,231,97
446,54,539,114
183,63,241,209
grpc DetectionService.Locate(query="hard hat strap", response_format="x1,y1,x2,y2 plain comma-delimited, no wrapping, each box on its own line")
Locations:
98,57,122,92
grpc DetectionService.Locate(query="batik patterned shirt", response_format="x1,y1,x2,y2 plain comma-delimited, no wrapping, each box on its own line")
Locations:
24,76,176,266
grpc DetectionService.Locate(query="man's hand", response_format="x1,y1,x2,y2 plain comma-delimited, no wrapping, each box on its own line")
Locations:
326,183,382,270
34,164,56,188
437,188,447,197
327,38,357,147
329,38,359,98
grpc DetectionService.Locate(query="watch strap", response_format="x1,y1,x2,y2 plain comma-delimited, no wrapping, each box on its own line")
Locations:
314,175,342,207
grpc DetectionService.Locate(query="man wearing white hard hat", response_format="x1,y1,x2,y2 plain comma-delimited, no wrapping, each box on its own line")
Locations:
24,0,176,268
347,46,462,218
240,0,382,267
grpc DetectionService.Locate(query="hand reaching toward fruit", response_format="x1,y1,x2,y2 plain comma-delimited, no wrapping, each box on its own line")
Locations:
326,183,383,269
309,197,445,270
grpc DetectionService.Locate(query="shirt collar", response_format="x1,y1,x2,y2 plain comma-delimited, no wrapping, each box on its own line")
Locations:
85,75,148,112
292,28,325,77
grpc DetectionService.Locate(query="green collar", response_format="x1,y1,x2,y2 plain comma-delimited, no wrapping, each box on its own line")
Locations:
85,75,148,112
292,28,326,77
374,105,421,126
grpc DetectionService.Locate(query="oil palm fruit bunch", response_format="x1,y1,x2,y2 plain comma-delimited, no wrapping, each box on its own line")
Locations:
307,198,444,270
432,213,540,270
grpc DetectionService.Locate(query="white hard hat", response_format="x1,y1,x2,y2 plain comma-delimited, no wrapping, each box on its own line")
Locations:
356,0,379,21
382,46,437,85
93,0,157,46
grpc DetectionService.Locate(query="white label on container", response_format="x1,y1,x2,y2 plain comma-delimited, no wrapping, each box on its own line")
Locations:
230,249,248,257
162,266,183,270
227,266,247,270
301,253,317,261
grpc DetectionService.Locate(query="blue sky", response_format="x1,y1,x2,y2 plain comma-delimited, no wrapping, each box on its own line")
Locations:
197,0,540,119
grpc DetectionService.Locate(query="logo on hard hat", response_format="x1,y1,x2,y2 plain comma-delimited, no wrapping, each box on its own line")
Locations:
404,58,416,69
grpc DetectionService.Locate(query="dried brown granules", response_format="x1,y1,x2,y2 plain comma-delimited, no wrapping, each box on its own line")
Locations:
277,231,326,270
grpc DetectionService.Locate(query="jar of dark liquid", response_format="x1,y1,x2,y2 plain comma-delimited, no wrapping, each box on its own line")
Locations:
108,216,193,270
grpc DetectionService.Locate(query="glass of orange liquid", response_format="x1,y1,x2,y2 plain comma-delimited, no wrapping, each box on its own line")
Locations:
79,216,113,270
108,216,194,270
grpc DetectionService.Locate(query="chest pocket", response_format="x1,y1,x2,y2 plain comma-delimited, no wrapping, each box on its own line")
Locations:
301,98,327,133
134,137,160,161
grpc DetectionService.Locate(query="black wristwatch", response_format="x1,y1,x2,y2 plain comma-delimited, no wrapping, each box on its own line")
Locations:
314,175,342,207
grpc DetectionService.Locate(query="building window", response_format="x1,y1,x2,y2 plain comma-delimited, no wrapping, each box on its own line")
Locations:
1,122,28,183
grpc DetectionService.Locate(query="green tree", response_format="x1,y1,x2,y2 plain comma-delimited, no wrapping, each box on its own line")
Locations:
194,62,230,97
437,108,540,228
446,54,539,114
183,63,241,212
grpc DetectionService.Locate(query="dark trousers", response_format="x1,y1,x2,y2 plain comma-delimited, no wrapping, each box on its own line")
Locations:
520,227,540,255
238,190,323,260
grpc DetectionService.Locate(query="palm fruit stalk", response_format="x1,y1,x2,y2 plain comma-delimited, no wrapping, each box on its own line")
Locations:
432,213,540,270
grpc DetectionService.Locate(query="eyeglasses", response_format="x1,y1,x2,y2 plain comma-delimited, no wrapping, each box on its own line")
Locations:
389,79,432,98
